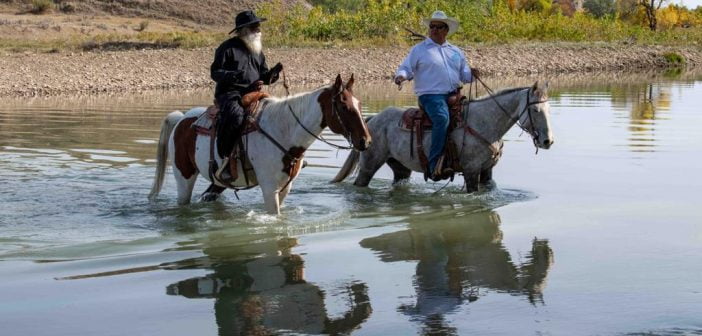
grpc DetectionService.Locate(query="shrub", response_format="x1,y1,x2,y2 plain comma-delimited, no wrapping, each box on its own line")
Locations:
663,52,685,65
135,21,150,32
58,2,76,13
584,0,616,18
30,0,54,14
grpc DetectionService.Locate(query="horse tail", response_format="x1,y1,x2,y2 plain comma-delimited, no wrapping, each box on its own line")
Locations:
331,150,360,183
148,111,184,200
330,115,372,183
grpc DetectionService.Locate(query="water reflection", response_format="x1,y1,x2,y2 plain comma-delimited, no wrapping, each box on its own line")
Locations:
360,210,553,334
166,235,371,335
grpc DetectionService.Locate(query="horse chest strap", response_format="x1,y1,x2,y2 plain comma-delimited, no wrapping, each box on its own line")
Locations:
465,125,500,158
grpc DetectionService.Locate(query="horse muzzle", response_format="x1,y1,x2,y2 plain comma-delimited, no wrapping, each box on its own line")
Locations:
538,137,554,149
354,136,372,151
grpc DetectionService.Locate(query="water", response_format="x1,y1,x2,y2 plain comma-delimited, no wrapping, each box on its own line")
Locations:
1,71,701,335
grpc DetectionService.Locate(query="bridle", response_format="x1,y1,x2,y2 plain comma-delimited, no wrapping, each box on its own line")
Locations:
276,69,356,150
471,77,548,151
287,87,356,150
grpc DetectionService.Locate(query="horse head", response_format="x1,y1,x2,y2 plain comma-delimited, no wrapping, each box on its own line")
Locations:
318,74,372,151
521,81,554,150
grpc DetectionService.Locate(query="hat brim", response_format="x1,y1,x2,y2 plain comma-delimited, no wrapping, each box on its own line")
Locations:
229,17,267,34
422,18,459,35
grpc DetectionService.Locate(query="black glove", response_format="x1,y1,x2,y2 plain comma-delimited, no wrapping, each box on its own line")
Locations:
247,80,264,92
269,62,283,83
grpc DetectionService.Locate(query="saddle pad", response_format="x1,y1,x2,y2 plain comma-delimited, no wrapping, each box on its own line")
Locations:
399,108,432,131
193,106,216,135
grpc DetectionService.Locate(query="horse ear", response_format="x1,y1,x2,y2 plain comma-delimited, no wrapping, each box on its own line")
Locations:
346,74,355,91
335,74,343,91
532,80,542,97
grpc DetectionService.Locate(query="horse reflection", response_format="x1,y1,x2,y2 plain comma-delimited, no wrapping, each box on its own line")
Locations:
166,237,371,335
360,210,552,332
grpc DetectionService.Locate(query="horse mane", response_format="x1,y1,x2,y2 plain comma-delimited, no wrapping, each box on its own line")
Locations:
469,86,529,103
261,85,329,116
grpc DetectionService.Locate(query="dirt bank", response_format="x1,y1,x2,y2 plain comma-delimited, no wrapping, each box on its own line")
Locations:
0,42,700,97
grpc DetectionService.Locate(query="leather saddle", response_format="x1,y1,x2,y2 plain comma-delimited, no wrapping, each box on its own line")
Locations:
201,91,270,186
397,90,466,180
399,91,465,131
200,91,269,134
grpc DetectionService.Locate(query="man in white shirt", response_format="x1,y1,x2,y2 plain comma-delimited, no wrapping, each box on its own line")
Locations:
394,10,480,181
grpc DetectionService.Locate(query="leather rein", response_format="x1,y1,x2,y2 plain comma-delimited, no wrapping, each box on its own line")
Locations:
245,83,354,191
286,90,355,151
469,77,548,154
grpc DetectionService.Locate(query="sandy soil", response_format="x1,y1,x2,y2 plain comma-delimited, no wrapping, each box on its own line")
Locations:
0,42,700,97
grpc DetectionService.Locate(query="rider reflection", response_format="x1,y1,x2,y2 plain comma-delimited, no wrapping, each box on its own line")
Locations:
360,210,553,332
166,237,372,335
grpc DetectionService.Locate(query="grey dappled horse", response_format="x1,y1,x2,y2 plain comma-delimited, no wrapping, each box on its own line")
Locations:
332,81,554,192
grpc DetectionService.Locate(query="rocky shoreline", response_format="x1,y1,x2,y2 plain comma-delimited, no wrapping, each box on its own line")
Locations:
0,42,700,98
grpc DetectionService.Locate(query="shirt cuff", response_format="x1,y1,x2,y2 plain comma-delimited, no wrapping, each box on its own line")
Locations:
396,70,412,80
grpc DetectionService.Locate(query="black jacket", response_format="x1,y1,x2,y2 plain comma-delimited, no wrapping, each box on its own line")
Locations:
210,37,278,98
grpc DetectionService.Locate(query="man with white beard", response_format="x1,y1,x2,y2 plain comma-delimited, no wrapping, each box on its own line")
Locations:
210,10,283,182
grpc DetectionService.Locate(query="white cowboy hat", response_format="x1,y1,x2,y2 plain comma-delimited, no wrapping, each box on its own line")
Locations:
422,10,459,35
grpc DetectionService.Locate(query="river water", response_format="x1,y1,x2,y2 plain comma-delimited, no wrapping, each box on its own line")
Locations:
1,71,701,335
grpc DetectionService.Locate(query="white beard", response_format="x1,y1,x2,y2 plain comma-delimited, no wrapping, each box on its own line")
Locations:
240,31,262,56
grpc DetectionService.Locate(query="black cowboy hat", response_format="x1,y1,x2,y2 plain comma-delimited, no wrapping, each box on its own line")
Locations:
229,10,266,34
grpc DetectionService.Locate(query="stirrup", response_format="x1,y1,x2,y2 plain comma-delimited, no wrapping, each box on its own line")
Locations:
429,155,454,182
214,157,232,182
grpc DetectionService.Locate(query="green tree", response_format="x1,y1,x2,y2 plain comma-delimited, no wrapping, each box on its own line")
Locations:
520,0,553,12
309,0,367,13
584,0,616,17
639,0,667,30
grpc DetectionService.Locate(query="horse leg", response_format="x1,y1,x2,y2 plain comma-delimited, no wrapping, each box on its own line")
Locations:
262,190,280,215
277,181,294,209
464,172,480,193
201,183,226,202
174,170,198,205
259,182,281,215
479,168,493,184
354,150,387,187
386,157,412,185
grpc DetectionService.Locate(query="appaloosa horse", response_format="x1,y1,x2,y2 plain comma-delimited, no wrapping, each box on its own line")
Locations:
332,81,554,192
149,74,371,214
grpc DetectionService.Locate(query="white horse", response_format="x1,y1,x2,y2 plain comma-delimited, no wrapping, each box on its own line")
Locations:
332,81,554,192
149,74,371,214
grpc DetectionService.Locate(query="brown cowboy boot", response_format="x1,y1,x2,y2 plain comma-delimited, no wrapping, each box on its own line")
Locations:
430,155,455,182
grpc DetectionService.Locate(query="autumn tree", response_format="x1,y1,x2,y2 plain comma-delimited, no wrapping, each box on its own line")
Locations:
639,0,667,30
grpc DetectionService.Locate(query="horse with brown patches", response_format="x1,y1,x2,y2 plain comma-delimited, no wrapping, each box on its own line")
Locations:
149,74,371,215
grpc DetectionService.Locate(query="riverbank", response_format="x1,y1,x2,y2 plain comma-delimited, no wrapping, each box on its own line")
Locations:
1,42,700,97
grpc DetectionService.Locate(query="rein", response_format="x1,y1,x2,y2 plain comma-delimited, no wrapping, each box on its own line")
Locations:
246,112,303,192
246,84,355,191
274,70,355,150
471,77,547,152
286,91,355,151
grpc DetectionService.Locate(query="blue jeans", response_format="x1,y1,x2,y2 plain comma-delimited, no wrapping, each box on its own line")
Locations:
418,94,449,174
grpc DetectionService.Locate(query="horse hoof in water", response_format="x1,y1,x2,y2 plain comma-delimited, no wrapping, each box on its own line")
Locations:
201,192,220,202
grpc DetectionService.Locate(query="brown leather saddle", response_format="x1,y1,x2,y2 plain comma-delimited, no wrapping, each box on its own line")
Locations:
398,90,465,179
199,91,270,186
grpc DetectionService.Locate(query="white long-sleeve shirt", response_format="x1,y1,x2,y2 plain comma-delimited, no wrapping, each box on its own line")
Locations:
395,38,473,96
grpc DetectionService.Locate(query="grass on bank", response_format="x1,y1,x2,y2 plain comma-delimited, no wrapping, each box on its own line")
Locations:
2,0,702,53
258,0,702,46
0,31,226,53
